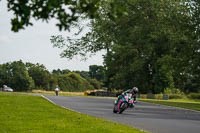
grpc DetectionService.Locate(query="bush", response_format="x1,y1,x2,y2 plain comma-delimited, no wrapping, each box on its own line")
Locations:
164,88,183,95
188,93,200,100
168,94,184,99
88,79,101,89
57,73,94,92
155,94,163,100
138,94,147,99
163,88,185,99
147,93,155,99
84,91,89,96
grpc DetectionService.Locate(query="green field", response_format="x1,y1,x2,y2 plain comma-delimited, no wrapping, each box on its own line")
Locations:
140,99,200,111
0,92,146,133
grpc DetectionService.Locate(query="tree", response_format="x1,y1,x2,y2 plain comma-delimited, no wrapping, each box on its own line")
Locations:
103,0,198,93
11,61,35,91
73,70,90,79
52,68,71,75
51,0,199,93
26,62,51,90
88,78,101,89
48,75,58,91
89,65,105,81
0,63,12,88
74,70,103,89
50,0,117,59
52,69,63,75
0,61,35,91
57,72,94,91
5,0,126,32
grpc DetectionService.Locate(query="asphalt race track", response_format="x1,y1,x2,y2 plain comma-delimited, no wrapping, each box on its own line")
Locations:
44,95,200,133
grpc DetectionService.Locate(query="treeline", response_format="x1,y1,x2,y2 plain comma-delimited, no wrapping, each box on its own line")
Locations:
0,60,105,92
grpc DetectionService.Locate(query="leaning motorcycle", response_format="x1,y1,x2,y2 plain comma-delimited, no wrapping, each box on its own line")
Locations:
113,94,134,114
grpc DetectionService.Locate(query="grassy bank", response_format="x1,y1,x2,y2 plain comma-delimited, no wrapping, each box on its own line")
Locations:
140,98,200,111
0,92,146,133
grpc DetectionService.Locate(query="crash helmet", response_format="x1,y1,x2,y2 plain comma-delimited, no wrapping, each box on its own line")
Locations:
132,87,138,93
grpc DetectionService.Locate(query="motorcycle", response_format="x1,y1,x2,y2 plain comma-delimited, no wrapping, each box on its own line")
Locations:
113,93,135,114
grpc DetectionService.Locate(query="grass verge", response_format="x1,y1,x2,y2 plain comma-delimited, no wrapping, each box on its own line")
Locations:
31,90,84,96
140,98,200,111
0,92,146,133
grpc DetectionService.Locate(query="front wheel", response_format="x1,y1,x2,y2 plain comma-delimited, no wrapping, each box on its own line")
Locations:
113,105,118,113
119,102,128,114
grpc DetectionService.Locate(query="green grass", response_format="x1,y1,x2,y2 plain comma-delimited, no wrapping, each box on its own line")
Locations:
140,98,200,111
0,92,146,133
31,90,85,96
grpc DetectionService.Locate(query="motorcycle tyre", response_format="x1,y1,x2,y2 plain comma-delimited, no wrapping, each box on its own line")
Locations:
119,102,128,114
113,105,118,113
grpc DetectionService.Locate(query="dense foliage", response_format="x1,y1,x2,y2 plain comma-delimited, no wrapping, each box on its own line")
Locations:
5,0,125,32
0,61,104,92
0,61,34,91
51,0,200,94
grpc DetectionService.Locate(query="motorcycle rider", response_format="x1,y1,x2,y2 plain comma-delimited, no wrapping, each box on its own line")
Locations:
115,87,139,108
122,87,138,102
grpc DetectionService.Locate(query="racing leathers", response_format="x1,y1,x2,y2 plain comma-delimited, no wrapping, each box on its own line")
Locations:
115,89,137,108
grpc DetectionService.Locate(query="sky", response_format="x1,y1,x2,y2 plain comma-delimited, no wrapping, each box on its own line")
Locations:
0,1,104,72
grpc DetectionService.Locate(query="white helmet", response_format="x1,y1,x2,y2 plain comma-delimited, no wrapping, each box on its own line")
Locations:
132,87,138,93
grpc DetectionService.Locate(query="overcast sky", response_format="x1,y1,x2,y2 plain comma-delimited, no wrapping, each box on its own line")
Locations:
0,1,104,72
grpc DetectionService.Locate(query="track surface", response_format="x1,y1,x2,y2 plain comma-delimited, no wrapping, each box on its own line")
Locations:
44,95,200,133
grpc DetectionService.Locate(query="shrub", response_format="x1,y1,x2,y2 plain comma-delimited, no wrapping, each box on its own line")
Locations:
188,93,200,100
168,94,184,99
147,93,155,99
84,91,89,96
164,88,183,95
155,94,163,100
138,94,147,99
164,88,185,99
88,79,101,89
58,73,94,92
